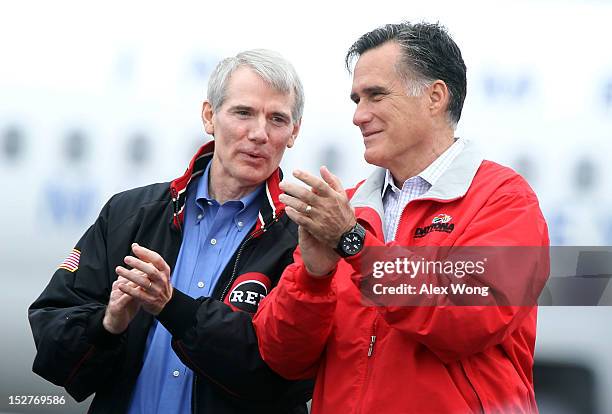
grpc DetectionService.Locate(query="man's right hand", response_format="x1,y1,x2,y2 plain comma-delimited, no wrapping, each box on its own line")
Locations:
102,276,141,334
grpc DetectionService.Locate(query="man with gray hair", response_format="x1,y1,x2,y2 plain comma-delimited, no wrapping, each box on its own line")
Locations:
29,49,312,413
254,22,548,413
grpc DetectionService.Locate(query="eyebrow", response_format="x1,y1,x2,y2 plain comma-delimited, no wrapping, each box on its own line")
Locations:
229,105,291,121
229,104,254,112
350,86,389,102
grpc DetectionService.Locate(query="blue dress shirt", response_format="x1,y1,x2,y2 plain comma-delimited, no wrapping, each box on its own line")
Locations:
127,162,262,414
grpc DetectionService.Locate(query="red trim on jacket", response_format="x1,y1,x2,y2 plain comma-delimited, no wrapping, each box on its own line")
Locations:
169,140,286,235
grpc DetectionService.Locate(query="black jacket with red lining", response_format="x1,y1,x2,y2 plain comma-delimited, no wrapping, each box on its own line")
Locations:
28,141,312,413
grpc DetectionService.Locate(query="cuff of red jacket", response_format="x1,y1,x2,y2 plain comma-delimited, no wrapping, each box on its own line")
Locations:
85,307,124,349
294,263,336,295
157,288,200,339
342,229,388,287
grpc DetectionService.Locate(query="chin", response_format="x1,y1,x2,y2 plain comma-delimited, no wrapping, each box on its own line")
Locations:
363,149,386,169
235,165,271,186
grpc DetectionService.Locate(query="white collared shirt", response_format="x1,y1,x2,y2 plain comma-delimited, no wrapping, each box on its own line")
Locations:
382,138,465,241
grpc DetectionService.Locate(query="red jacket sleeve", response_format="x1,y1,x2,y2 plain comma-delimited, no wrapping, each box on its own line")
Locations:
347,184,549,363
253,248,337,380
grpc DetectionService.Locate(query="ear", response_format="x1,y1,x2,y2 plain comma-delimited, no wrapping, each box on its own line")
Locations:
287,118,301,148
428,80,450,118
202,101,215,135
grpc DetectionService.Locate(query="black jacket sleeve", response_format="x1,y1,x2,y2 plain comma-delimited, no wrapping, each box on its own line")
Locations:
157,255,312,407
28,197,126,402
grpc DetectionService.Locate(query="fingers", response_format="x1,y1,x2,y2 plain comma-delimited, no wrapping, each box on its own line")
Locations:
115,244,172,296
285,207,331,242
117,282,152,303
123,254,160,282
112,276,135,291
116,265,151,290
280,168,353,248
279,192,311,214
117,275,133,285
131,243,171,274
116,267,173,316
114,288,138,307
120,243,170,286
112,244,174,316
320,166,345,193
109,277,139,309
279,181,317,205
284,206,314,227
279,168,340,213
292,170,334,197
279,168,343,205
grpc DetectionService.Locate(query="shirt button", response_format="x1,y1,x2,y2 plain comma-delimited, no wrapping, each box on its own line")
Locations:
207,201,213,206
210,238,217,245
197,214,203,220
172,370,180,378
197,281,205,288
237,221,244,228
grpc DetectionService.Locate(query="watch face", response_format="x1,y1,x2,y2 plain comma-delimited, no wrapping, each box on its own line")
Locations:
342,233,363,255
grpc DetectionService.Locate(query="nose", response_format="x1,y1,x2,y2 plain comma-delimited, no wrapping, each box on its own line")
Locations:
248,116,269,144
353,102,373,128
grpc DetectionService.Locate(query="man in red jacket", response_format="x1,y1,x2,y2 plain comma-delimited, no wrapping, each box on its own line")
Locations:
253,22,549,413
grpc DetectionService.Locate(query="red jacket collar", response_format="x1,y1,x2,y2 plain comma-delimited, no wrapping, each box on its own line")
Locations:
169,140,285,234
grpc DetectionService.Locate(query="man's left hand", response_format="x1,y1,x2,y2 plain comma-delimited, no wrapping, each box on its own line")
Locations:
280,166,356,248
116,243,173,315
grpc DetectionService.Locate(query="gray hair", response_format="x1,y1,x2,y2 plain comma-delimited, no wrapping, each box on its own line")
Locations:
346,22,467,130
207,49,304,122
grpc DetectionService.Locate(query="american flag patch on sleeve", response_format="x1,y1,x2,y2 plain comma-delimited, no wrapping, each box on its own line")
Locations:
58,249,81,272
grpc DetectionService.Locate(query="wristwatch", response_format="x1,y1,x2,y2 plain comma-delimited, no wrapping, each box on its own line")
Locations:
335,222,366,258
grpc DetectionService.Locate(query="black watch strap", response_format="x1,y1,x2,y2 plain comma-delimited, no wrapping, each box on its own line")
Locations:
334,222,366,258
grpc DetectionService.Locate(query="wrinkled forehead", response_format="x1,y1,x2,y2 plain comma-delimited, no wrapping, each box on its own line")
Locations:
224,67,296,116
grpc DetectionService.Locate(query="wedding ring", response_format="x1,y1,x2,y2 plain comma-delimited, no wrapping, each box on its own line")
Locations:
305,205,312,214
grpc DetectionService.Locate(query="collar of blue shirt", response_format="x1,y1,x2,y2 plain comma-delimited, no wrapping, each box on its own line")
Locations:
195,160,263,225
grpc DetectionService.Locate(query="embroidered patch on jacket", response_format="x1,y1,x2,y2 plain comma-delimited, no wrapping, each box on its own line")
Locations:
431,213,452,224
224,272,271,313
414,214,455,238
58,249,80,272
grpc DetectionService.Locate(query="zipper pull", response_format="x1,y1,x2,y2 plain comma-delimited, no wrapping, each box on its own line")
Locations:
367,335,377,357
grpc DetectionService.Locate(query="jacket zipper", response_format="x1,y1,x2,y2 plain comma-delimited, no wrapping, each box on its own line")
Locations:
391,195,417,241
460,362,485,413
219,232,257,300
391,201,407,241
357,315,378,413
219,214,282,301
190,213,282,412
191,375,198,414
171,188,182,233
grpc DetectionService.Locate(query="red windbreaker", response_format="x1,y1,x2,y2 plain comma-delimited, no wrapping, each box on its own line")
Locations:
253,141,549,413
